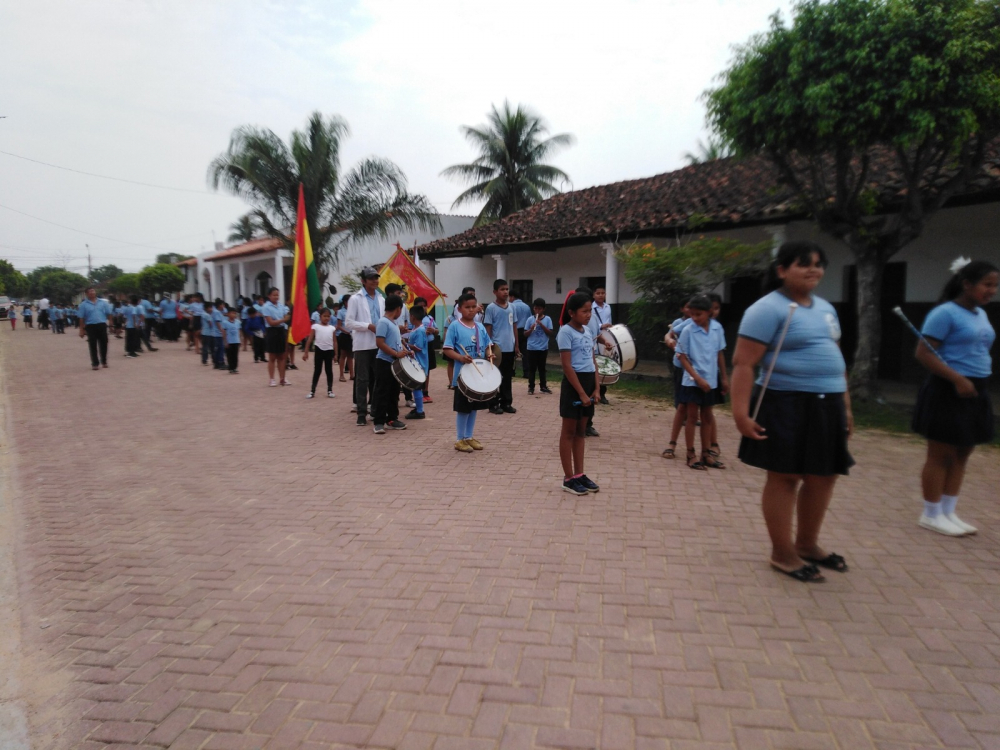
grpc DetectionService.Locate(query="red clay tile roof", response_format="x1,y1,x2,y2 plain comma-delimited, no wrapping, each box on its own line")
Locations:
203,237,284,262
419,144,1000,259
175,258,198,267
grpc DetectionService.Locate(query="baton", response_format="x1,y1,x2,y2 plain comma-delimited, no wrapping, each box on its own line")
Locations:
751,302,798,422
892,307,947,365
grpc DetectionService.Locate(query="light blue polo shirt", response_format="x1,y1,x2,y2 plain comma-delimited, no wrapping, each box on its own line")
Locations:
221,319,242,345
524,315,552,351
140,299,155,319
159,299,178,319
79,298,112,325
738,290,846,393
375,315,403,363
201,310,218,336
483,301,516,352
677,319,726,388
363,290,380,328
671,317,692,367
123,305,137,329
444,320,492,386
921,301,995,378
511,298,532,328
408,324,429,372
557,323,596,373
261,301,289,328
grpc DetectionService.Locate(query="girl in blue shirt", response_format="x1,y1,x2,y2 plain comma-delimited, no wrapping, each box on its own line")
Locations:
556,292,600,496
443,293,493,452
912,258,998,537
732,241,853,583
261,287,291,386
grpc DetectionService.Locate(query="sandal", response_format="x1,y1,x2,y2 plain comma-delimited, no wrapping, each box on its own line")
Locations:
661,442,676,459
339,375,347,382
707,442,722,458
686,448,707,471
701,451,726,470
801,552,848,572
771,563,825,583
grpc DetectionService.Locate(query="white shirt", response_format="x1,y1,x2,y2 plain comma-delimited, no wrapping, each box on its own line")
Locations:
345,289,386,351
38,297,50,311
312,322,335,351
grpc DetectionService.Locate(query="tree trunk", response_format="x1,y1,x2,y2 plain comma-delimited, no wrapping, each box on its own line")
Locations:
849,247,885,400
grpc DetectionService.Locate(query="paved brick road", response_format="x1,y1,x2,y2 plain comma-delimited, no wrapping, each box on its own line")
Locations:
1,327,999,749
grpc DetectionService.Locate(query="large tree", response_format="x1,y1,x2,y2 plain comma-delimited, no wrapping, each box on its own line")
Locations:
208,112,440,280
91,264,124,284
26,265,64,298
442,101,574,227
227,215,258,244
36,270,89,302
138,264,185,297
0,260,29,298
706,0,1000,397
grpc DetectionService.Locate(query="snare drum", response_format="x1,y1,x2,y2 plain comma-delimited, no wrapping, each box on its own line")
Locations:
595,355,621,385
600,324,638,371
392,356,426,390
458,359,502,402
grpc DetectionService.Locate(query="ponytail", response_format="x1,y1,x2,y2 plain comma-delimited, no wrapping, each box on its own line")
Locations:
939,259,999,302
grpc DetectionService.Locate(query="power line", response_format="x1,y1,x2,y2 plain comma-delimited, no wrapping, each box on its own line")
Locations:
0,149,221,195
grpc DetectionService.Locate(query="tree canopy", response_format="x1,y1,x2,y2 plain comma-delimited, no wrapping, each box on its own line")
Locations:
442,101,574,227
107,274,141,296
91,264,124,284
705,0,1000,395
155,253,195,266
208,111,440,279
227,215,258,244
26,265,65,298
138,264,185,297
0,260,29,298
35,270,89,302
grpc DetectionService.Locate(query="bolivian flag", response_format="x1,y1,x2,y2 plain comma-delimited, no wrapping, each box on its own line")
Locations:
378,245,444,310
288,183,322,344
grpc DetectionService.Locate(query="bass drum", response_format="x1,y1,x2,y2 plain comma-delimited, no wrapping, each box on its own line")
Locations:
595,355,621,385
458,359,502,402
600,324,637,371
392,356,426,390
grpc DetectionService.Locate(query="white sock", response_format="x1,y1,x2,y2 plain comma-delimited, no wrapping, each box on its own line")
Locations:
923,501,942,518
941,495,958,516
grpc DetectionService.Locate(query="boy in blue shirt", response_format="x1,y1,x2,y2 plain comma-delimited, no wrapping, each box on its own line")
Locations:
211,303,226,369
523,297,552,395
483,279,518,414
200,301,222,367
124,295,141,357
676,294,728,470
405,306,430,419
371,295,409,434
243,306,267,363
222,308,243,373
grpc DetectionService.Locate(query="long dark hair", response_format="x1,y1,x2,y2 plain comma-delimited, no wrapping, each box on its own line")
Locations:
939,260,999,302
763,241,828,293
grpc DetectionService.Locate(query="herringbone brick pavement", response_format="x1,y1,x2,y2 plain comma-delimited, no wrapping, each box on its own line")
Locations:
1,327,998,749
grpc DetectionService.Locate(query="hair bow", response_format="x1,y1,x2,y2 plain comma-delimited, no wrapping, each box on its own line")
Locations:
950,256,972,274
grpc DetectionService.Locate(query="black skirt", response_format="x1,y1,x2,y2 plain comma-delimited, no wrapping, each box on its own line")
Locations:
912,375,995,447
453,387,493,413
677,385,717,406
264,326,287,355
338,332,353,355
738,389,854,476
560,372,596,420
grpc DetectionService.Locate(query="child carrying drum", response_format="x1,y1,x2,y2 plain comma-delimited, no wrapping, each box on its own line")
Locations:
444,292,494,453
558,292,601,495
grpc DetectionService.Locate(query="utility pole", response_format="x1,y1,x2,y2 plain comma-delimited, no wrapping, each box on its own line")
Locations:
86,244,92,280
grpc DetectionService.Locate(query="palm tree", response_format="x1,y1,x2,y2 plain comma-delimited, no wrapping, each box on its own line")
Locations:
683,136,734,165
227,215,258,244
442,101,574,227
208,112,440,277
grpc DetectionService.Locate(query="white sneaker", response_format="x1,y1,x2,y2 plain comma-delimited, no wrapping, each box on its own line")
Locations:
947,513,978,535
306,392,314,399
327,391,336,398
269,379,278,387
919,514,967,536
405,400,415,408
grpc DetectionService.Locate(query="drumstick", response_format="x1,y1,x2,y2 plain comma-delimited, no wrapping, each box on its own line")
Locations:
892,306,947,364
457,344,483,376
751,302,798,422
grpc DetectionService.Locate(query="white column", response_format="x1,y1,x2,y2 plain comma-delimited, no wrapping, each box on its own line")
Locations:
274,252,285,302
212,264,223,302
492,254,508,281
422,259,439,284
223,263,234,305
602,243,619,305
238,261,247,299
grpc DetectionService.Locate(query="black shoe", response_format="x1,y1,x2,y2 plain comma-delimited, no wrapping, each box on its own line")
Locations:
585,426,600,437
528,388,534,395
287,363,298,370
406,410,425,419
540,386,552,394
501,405,517,414
599,397,610,405
489,406,504,415
149,347,159,352
356,415,367,426
577,475,600,493
386,420,407,430
562,478,588,495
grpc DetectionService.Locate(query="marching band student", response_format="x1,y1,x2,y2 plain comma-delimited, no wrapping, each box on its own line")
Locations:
22,303,32,328
662,303,692,459
509,290,532,375
484,279,518,415
406,306,430,419
244,305,267,363
412,296,438,402
371,295,409,434
303,308,337,399
386,284,413,406
188,294,204,354
444,292,493,452
200,300,221,367
138,296,158,352
592,286,613,404
346,268,385,425
523,298,552,394
557,292,600,495
261,287,291,386
211,301,227,369
124,295,141,358
159,294,179,342
7,305,16,330
78,287,114,369
335,293,354,383
222,307,242,374
675,294,728,470
732,241,853,583
446,286,478,389
912,258,997,536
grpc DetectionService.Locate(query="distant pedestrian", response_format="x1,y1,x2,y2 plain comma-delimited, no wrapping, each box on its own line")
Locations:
222,307,242,374
7,305,16,330
78,287,113,369
244,306,267,363
22,304,32,329
124,295,142,358
261,287,291,386
302,308,337,399
557,292,600,495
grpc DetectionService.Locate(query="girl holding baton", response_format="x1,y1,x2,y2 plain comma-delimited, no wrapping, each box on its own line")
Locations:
911,258,997,536
731,241,853,583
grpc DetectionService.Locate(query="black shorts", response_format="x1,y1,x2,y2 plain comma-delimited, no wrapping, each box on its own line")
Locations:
677,385,717,406
738,389,854,476
912,375,994,447
560,372,596,420
338,333,353,355
453,387,493,414
264,326,287,355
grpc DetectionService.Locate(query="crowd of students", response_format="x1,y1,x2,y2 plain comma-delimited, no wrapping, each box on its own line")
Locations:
13,246,994,585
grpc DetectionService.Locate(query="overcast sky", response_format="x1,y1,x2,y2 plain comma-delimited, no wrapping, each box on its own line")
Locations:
1,0,794,274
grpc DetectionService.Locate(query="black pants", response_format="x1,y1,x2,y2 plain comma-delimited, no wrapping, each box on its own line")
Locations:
85,323,108,366
140,319,155,350
311,348,335,393
55,319,64,333
353,349,377,410
525,350,548,389
226,343,240,371
125,328,141,355
371,358,400,425
252,336,265,362
494,351,515,408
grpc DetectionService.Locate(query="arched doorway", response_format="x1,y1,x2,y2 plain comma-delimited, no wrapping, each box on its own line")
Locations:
255,272,272,298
